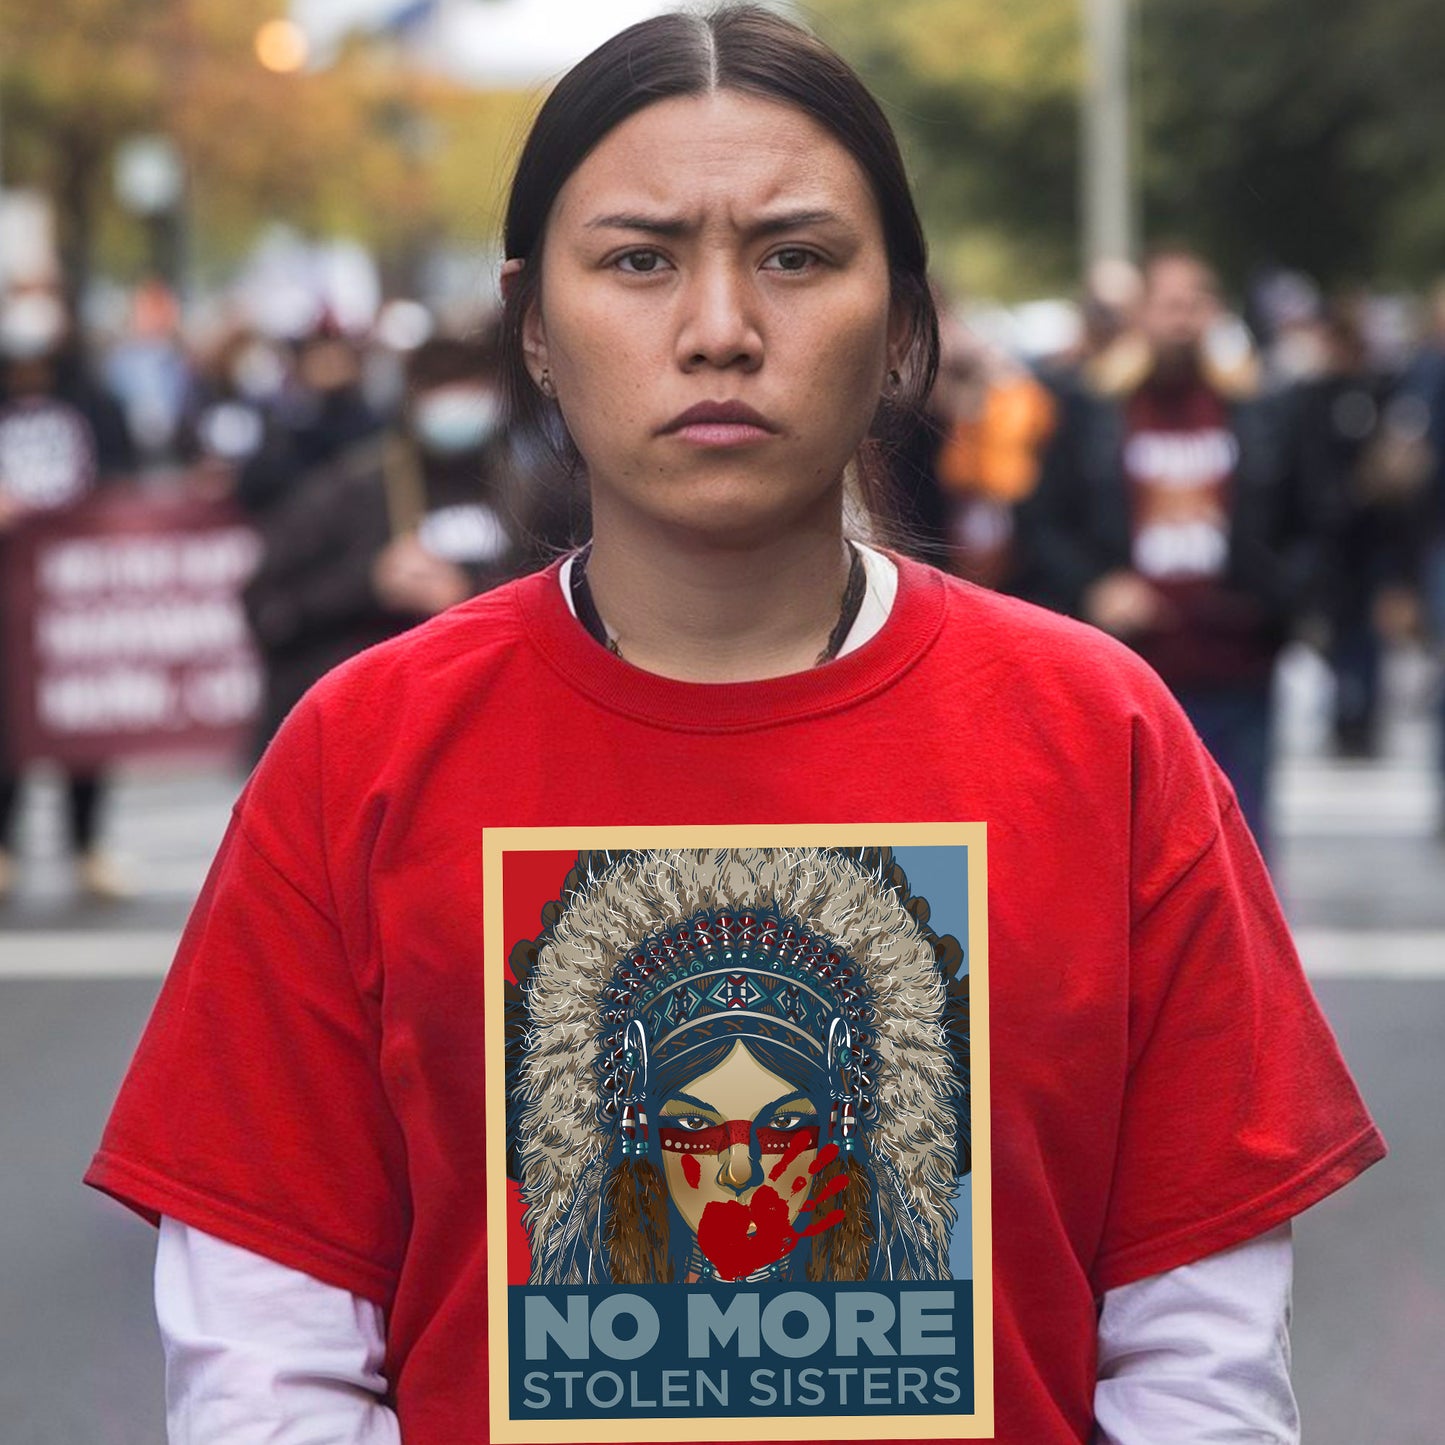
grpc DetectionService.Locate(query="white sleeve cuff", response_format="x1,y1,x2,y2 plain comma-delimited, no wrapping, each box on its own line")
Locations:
155,1216,402,1445
1094,1222,1298,1444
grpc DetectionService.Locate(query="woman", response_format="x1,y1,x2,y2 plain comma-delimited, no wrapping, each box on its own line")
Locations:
88,8,1383,1443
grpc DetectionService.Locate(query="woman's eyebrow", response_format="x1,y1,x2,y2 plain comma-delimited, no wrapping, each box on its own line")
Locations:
759,1090,815,1118
584,208,849,239
660,1089,719,1113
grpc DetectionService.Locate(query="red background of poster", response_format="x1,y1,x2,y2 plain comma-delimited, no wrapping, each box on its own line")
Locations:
0,485,261,767
501,847,581,1284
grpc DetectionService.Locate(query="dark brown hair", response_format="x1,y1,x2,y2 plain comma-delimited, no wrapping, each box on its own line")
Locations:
499,5,939,515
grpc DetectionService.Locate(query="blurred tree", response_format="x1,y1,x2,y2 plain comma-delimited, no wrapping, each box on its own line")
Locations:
1134,0,1445,289
812,0,1082,298
0,0,534,297
817,0,1445,296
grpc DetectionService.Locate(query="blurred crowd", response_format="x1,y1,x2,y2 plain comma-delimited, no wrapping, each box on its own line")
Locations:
2,246,1445,897
901,251,1445,857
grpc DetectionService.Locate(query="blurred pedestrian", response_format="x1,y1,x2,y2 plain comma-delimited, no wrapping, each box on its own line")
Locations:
232,325,380,518
1396,280,1445,828
0,288,135,901
1294,300,1429,758
241,326,564,751
102,278,194,467
929,306,1056,589
174,324,290,494
1019,248,1320,855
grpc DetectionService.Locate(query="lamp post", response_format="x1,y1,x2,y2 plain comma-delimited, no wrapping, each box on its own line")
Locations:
1080,0,1135,266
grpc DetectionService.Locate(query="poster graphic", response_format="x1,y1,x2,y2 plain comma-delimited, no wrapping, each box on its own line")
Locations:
485,827,992,1442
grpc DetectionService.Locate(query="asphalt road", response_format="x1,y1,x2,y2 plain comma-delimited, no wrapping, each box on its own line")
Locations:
1,643,1442,1443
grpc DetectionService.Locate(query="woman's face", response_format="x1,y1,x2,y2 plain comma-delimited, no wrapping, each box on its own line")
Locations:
658,1040,825,1270
522,89,905,546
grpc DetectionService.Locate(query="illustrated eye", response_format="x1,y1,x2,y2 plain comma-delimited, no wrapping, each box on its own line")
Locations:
764,248,818,274
770,1111,813,1131
671,1114,714,1131
616,249,667,275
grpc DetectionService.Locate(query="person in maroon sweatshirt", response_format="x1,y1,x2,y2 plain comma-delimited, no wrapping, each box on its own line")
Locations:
1019,248,1323,857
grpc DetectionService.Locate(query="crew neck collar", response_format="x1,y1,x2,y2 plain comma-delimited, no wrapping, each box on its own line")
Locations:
514,550,947,734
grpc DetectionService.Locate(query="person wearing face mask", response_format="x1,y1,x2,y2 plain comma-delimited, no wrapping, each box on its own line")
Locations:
240,327,562,752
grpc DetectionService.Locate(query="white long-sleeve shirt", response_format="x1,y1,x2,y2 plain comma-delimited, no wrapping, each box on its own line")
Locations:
156,1218,1297,1444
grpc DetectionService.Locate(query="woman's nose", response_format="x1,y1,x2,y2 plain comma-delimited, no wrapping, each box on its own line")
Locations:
678,264,763,373
717,1141,762,1194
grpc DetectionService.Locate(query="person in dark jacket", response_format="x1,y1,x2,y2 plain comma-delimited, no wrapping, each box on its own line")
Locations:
242,330,570,752
0,289,136,900
1017,249,1321,857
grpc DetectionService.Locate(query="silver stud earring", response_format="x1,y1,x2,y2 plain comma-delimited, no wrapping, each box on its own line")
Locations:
886,368,902,392
539,367,556,399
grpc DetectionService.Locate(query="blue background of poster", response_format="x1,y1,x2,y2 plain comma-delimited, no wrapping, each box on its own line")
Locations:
890,845,972,1280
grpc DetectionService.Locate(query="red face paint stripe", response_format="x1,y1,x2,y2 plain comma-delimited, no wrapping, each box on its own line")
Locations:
659,1123,819,1156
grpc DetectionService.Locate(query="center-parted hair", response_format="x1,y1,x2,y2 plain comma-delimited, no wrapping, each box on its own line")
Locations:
498,5,940,512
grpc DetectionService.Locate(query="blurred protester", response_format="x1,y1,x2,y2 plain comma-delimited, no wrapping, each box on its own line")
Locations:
0,288,135,901
233,325,380,518
1294,300,1429,758
1018,248,1319,857
890,302,1057,585
102,279,194,468
175,325,291,495
888,301,969,567
1396,280,1445,828
242,328,565,752
1073,257,1145,377
929,309,1056,590
1249,268,1327,388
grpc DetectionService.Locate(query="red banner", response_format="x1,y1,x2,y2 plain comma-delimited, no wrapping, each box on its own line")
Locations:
0,486,262,767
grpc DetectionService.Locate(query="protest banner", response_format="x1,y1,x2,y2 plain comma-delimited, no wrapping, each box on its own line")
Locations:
0,486,261,767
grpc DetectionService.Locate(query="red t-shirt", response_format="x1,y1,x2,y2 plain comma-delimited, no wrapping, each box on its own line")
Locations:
86,556,1383,1443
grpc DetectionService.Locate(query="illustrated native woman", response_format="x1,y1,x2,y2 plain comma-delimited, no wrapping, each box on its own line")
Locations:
505,847,971,1285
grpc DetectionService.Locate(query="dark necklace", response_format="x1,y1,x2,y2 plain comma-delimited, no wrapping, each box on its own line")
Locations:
569,542,868,667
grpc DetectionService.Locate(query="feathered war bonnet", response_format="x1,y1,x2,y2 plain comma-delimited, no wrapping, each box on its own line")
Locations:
504,847,970,1283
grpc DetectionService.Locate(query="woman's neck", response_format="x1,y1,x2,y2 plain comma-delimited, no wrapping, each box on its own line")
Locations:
582,507,854,683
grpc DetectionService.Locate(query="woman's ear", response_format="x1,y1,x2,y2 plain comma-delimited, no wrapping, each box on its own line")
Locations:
501,257,551,391
885,296,912,387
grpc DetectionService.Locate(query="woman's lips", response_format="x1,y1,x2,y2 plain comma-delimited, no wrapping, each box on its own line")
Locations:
670,421,775,447
660,401,779,447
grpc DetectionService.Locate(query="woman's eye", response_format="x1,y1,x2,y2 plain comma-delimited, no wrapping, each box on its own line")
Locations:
770,1111,812,1130
764,248,818,274
672,1114,713,1131
616,250,667,275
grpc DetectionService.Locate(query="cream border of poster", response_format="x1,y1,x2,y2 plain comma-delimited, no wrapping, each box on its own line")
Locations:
483,823,993,1443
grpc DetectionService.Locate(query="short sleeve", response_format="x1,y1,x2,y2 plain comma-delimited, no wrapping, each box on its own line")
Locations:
84,699,407,1306
1090,758,1386,1293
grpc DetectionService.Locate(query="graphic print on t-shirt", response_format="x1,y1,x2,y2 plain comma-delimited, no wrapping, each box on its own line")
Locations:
1123,396,1238,582
484,826,993,1443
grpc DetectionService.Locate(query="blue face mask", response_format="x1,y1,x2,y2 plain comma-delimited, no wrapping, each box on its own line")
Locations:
411,386,501,456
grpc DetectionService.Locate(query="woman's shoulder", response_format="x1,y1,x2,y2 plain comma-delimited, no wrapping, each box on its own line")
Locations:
912,558,1175,710
306,564,551,714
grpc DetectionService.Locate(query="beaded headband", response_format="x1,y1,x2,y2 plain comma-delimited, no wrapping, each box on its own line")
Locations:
593,907,877,1159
